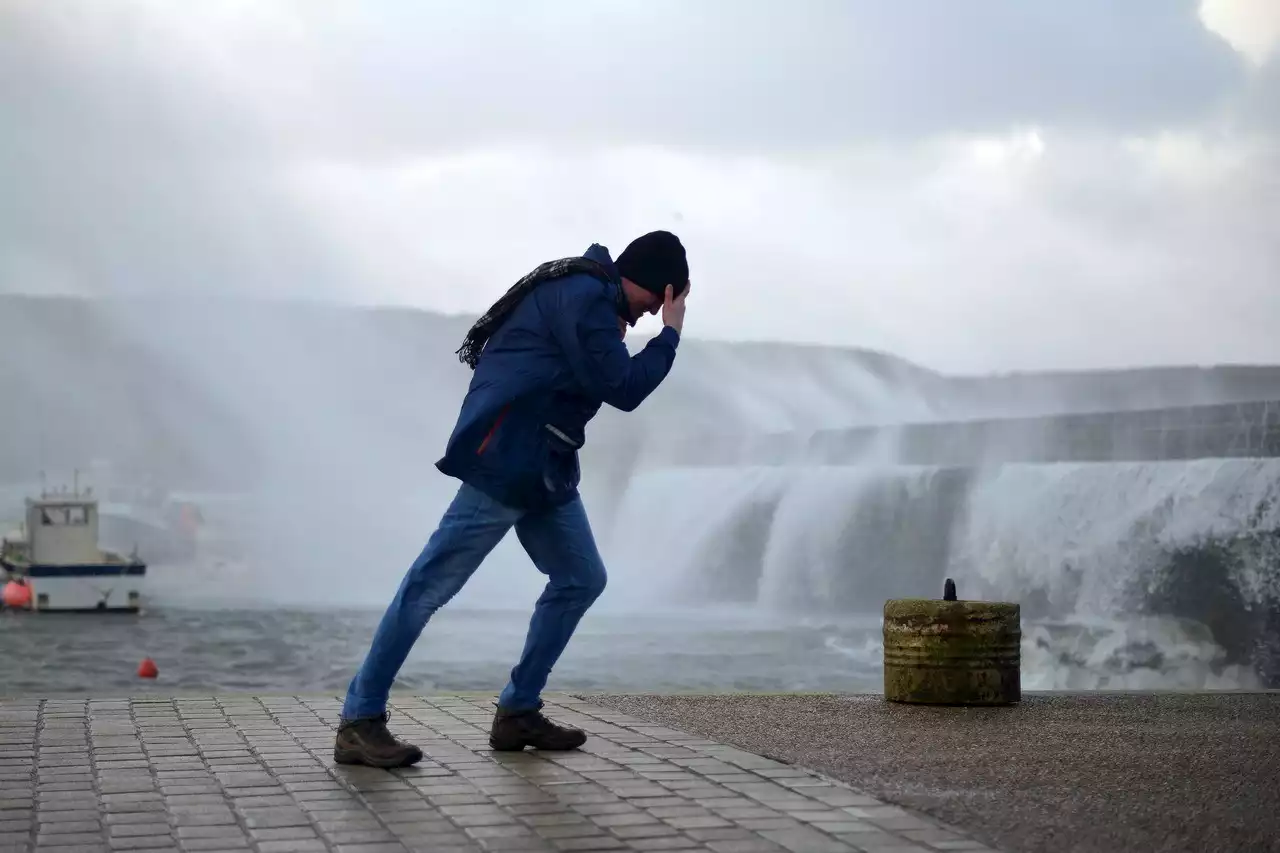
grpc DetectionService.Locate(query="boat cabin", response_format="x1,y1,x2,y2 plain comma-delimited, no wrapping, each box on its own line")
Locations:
26,490,103,565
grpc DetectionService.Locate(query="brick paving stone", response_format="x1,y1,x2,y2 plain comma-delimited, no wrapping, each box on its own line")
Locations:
109,836,182,851
105,822,170,837
0,696,982,853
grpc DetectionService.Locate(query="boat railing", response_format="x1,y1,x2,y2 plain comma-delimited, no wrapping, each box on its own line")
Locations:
0,535,28,561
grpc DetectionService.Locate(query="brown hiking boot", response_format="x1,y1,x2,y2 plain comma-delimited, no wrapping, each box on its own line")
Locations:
489,706,587,752
334,712,423,768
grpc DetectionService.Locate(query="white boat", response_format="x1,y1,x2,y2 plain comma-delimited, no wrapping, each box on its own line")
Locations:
0,482,146,613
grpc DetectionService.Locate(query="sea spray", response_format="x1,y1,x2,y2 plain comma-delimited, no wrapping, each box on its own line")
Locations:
608,458,1280,687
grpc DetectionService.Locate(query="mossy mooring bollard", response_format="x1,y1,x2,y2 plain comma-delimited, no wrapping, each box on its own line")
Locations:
883,578,1021,705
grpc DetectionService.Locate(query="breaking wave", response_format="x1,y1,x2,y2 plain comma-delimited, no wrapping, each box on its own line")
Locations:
605,458,1280,688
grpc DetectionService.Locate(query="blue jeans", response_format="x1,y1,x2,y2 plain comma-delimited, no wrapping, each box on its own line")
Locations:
342,483,608,720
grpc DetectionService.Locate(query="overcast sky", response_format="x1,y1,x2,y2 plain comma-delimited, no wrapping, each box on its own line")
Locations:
1,0,1277,373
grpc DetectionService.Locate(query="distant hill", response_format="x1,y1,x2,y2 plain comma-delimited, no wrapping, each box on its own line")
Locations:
3,294,1280,489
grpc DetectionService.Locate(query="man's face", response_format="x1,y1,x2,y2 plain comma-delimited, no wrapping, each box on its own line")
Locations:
621,278,663,323
635,288,664,317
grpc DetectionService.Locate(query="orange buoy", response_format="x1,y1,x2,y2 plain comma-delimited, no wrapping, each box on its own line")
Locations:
2,579,32,609
137,658,159,679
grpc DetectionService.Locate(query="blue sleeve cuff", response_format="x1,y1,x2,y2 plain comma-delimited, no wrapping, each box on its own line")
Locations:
658,325,680,348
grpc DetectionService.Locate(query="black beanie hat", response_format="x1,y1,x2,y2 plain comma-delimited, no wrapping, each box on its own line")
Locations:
616,231,688,296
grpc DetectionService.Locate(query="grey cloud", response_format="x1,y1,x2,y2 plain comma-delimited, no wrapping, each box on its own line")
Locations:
302,1,1247,155
1236,57,1280,129
0,0,1275,374
0,5,345,296
0,5,271,164
264,0,1251,156
0,1,1250,166
0,155,353,298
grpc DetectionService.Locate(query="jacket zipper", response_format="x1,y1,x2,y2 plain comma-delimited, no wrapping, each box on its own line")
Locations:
476,405,510,455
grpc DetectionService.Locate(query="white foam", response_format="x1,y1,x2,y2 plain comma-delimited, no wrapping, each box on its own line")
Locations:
950,458,1280,613
609,458,1280,688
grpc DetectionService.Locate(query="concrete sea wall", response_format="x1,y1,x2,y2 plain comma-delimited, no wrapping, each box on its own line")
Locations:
627,398,1280,469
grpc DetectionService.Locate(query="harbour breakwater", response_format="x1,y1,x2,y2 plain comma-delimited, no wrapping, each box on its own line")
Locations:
620,398,1280,470
582,401,1280,693
597,457,1280,689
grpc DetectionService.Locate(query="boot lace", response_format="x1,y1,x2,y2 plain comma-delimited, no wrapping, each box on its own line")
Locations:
523,709,573,733
347,712,411,748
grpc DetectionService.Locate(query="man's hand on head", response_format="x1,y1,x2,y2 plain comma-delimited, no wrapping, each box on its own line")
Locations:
662,280,689,335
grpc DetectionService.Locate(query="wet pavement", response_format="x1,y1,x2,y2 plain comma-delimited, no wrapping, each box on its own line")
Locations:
0,694,988,853
587,692,1280,853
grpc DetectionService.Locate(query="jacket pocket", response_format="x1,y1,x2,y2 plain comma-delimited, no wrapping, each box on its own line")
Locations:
540,423,582,496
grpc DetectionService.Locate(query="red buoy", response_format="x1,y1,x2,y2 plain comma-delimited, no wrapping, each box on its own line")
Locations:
2,579,32,609
137,658,158,679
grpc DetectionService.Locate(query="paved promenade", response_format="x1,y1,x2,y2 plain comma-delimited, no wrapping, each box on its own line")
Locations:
589,692,1280,853
0,694,988,853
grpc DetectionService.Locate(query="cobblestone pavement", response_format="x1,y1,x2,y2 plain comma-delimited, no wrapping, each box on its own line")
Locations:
0,695,995,853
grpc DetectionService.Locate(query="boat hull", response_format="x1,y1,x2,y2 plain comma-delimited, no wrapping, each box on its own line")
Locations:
1,559,146,612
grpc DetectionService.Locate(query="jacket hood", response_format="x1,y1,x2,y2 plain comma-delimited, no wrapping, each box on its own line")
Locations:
583,243,637,326
582,243,620,281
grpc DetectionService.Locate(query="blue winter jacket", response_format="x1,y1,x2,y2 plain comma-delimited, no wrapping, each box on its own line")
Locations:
436,243,680,510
